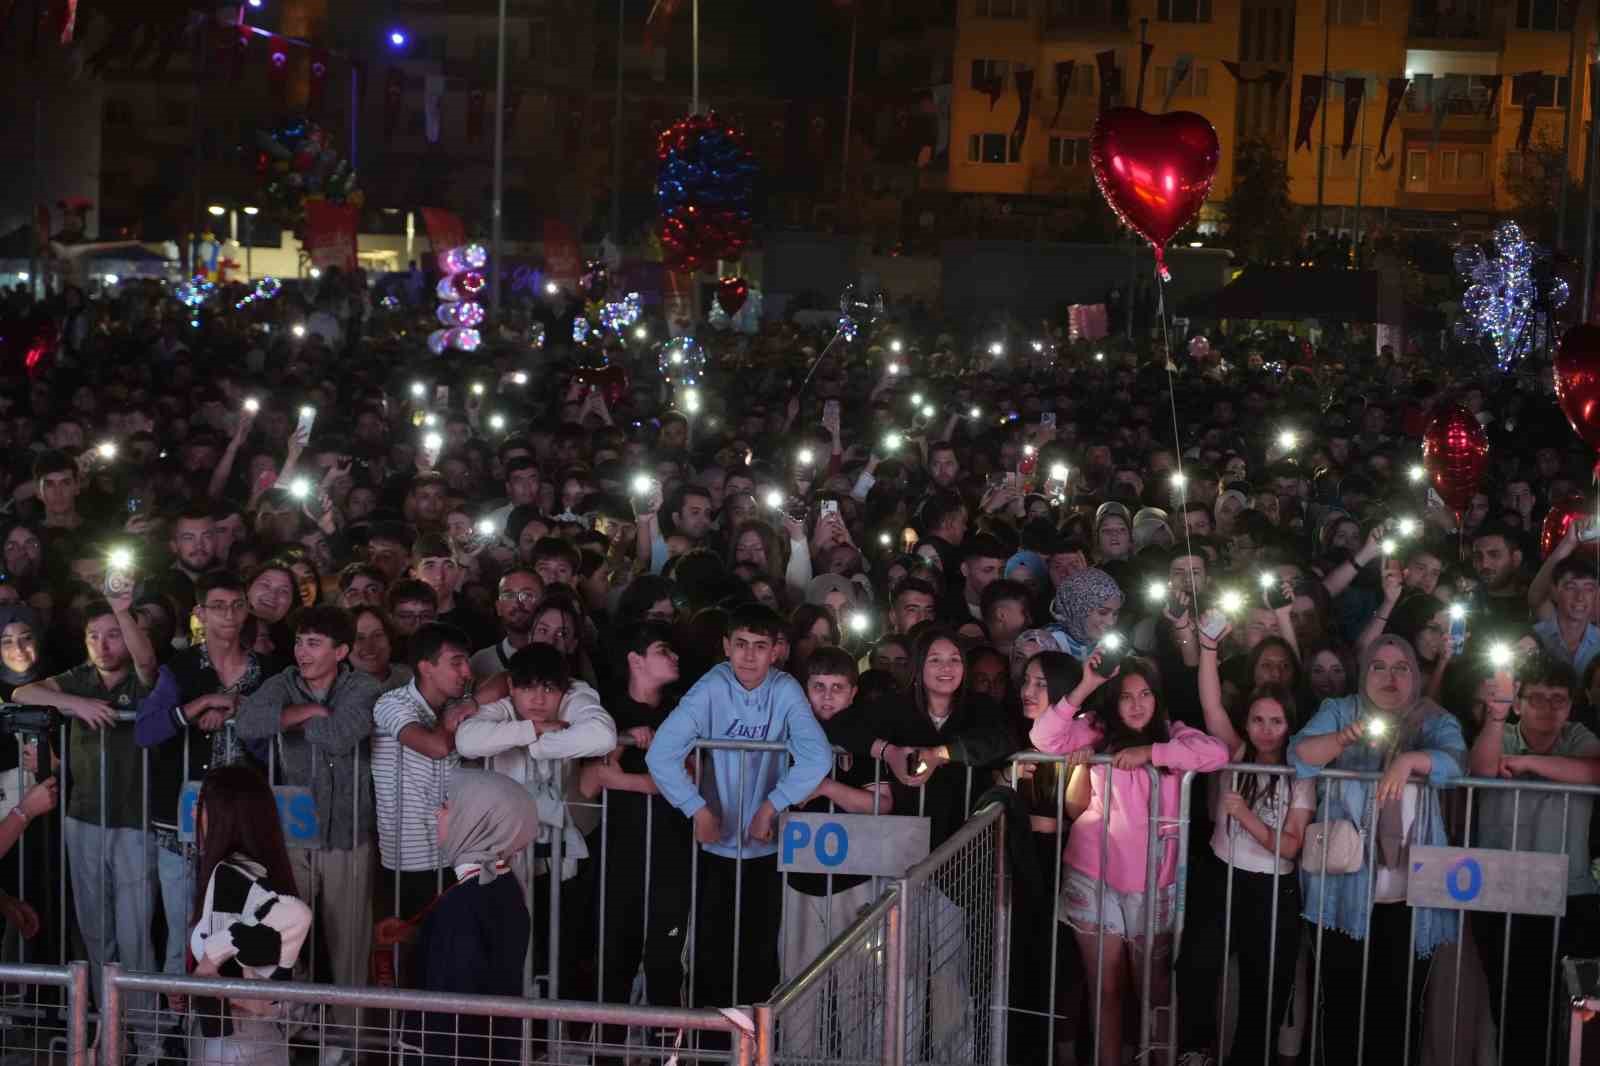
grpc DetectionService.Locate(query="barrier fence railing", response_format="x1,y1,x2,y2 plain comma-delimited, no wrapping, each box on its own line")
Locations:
24,707,1600,1066
98,963,756,1066
0,961,88,1066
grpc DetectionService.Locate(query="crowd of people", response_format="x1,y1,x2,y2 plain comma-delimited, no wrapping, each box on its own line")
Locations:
0,267,1595,1066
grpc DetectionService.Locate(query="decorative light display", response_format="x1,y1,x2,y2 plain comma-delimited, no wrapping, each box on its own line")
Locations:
573,316,590,344
655,112,758,272
598,292,642,335
658,336,706,386
429,244,487,354
1454,220,1569,369
232,276,283,312
529,322,546,350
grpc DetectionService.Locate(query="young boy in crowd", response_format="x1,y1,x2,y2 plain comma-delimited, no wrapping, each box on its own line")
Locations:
645,602,832,1008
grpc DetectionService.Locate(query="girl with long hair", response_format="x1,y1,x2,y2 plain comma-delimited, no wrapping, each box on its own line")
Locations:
1180,616,1315,1064
185,764,312,1066
1029,652,1229,1066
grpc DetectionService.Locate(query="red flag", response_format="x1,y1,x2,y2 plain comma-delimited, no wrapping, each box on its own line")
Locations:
265,35,289,104
467,87,486,142
1515,71,1541,151
1294,73,1323,152
1011,68,1034,158
1340,76,1364,157
1481,74,1503,117
1378,77,1407,157
303,202,359,272
1052,60,1076,126
419,208,466,256
383,68,404,143
308,49,329,115
1095,50,1119,113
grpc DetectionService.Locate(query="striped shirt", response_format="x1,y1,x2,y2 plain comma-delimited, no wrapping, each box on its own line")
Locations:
372,680,458,872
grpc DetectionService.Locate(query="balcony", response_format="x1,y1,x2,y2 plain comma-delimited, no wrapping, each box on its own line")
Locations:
1407,3,1499,47
1043,0,1130,37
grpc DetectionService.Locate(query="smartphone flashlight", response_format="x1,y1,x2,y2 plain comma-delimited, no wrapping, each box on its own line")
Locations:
107,547,133,571
970,406,982,419
512,372,528,385
1171,472,1187,488
1220,589,1244,614
471,382,485,396
289,478,311,500
476,518,496,537
96,441,117,460
1408,464,1425,483
921,404,936,419
423,432,443,452
631,474,654,496
1448,602,1466,621
764,489,784,510
797,448,815,466
848,612,870,634
1278,429,1297,450
883,432,903,452
988,341,1004,356
1381,537,1398,555
1101,632,1124,652
1023,444,1036,458
887,363,901,376
1365,716,1390,740
1258,572,1277,590
1050,463,1069,481
410,382,425,398
243,397,260,414
489,414,506,431
682,389,701,413
910,392,923,406
1488,642,1513,669
1396,517,1418,538
1146,580,1167,604
299,405,315,420
878,532,891,546
890,339,904,353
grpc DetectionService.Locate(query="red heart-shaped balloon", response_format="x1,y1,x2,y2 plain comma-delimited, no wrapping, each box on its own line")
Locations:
1541,494,1600,559
573,362,631,409
1557,324,1600,456
1422,404,1489,515
717,276,748,316
1090,108,1220,276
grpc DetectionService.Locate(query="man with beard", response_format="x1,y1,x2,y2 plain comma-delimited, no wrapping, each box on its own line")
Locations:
469,568,545,679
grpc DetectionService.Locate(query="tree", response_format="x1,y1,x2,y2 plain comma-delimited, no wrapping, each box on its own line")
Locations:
1501,131,1581,248
1223,138,1297,265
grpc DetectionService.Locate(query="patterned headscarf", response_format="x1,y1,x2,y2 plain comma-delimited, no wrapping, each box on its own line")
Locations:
1050,567,1123,642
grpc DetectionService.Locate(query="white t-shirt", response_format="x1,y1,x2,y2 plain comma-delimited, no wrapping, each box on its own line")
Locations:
1209,772,1316,875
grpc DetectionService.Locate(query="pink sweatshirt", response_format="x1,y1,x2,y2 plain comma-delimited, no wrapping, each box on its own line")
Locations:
1029,700,1229,893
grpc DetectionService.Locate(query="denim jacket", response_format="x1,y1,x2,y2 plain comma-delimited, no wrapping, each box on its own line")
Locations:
1289,695,1466,958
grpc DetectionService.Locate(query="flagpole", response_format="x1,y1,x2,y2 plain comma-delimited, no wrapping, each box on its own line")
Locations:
1583,60,1600,321
1556,12,1582,250
840,1,858,200
1354,91,1365,270
692,0,699,113
610,0,624,244
1314,0,1331,232
490,0,507,317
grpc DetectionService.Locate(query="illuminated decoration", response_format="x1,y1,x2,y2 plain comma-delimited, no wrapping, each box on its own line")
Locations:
573,316,590,343
658,336,706,386
529,322,546,350
837,315,858,344
176,280,216,308
598,292,642,335
379,295,400,311
709,285,762,334
233,275,283,311
250,118,362,237
433,244,487,353
1453,220,1569,369
655,112,758,272
1422,404,1490,517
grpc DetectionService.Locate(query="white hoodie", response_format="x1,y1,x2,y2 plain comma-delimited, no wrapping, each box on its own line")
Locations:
455,680,617,879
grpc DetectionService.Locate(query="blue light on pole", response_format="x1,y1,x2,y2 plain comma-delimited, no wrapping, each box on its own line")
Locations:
247,0,263,7
387,29,408,49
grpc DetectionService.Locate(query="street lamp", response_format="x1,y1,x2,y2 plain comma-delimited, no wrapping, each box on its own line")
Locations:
206,205,226,217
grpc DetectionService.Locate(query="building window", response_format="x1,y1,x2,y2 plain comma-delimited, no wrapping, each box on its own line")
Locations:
976,0,1028,14
1330,0,1379,24
1439,149,1458,182
968,132,1020,163
1157,65,1209,98
1439,148,1487,183
1529,73,1571,108
1516,0,1574,30
1158,0,1211,21
1459,148,1486,180
1405,149,1429,188
1048,135,1091,166
971,58,1013,91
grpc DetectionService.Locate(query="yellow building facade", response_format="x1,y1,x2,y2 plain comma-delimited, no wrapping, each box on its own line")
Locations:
948,0,1593,230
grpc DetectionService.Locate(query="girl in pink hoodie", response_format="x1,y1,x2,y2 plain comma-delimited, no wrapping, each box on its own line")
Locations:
1029,651,1229,1066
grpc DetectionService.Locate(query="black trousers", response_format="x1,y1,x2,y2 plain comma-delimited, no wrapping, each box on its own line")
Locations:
1177,849,1301,1065
691,851,782,1008
1314,902,1431,1066
1472,895,1600,1064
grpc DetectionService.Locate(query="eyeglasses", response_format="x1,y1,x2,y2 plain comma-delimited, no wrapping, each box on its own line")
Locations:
498,590,540,605
394,609,435,625
203,601,248,615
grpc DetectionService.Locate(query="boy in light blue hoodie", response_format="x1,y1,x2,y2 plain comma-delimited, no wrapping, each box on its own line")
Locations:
645,602,831,1008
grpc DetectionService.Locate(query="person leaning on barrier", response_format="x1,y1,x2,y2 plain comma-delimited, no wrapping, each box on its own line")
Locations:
1029,649,1229,1066
371,622,477,919
644,602,831,1010
578,620,687,1014
864,625,1018,850
1289,633,1466,1066
234,605,378,1066
780,646,894,983
1468,650,1600,1059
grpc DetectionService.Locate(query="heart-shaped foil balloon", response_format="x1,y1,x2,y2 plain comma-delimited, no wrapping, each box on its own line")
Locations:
1089,108,1220,280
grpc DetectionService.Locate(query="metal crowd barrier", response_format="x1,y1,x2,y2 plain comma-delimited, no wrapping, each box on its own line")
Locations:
98,963,756,1066
0,962,88,1065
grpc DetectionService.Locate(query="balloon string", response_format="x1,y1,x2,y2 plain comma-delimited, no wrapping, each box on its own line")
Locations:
1155,266,1201,612
797,330,844,395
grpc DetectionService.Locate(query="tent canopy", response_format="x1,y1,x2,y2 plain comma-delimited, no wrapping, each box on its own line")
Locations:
1184,267,1380,322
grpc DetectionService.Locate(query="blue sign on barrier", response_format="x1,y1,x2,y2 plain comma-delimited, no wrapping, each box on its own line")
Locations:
777,813,929,877
177,780,323,849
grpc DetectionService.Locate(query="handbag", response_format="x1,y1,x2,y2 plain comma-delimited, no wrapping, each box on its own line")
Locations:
1300,819,1364,874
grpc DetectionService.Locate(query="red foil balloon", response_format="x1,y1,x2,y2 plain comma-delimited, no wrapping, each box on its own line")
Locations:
573,362,631,409
1421,405,1489,516
1089,108,1220,280
1541,494,1599,559
1556,325,1600,472
716,276,748,316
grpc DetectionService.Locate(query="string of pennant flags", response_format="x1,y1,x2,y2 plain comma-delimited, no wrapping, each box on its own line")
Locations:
980,46,1561,160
